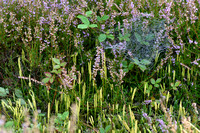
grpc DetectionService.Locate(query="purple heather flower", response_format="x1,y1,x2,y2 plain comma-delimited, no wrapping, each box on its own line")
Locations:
143,100,152,105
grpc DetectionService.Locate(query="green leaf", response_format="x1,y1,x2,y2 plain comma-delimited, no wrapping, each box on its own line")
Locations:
18,98,26,105
77,15,90,25
98,34,107,42
78,24,88,29
86,11,92,17
133,59,140,65
123,68,129,73
4,121,14,128
122,61,127,67
52,58,60,64
60,62,67,67
156,78,162,83
142,41,150,45
105,125,111,132
134,32,142,42
97,16,102,21
173,87,177,90
128,62,134,70
139,64,146,71
106,34,114,40
49,77,54,84
44,72,52,78
154,84,159,88
100,128,105,133
145,34,155,41
62,111,69,120
150,78,156,85
51,70,58,74
101,15,109,21
175,81,181,87
141,59,151,65
89,24,98,28
54,65,60,69
42,78,50,84
0,87,9,97
15,89,23,98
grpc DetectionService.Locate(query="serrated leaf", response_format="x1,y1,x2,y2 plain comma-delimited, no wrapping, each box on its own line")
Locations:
145,34,155,41
52,58,60,64
44,72,52,78
175,81,181,87
151,78,156,84
15,89,23,98
54,65,60,69
86,11,92,17
101,15,109,21
106,34,114,40
77,15,90,25
141,59,151,65
42,78,50,84
78,24,88,29
134,32,142,42
0,87,9,97
98,34,107,42
156,78,161,83
89,24,98,28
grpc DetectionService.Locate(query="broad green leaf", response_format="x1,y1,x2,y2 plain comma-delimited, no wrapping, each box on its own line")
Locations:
38,113,45,117
18,98,26,105
123,68,129,73
0,87,9,97
106,34,114,40
133,59,140,65
150,78,156,84
42,78,50,84
89,24,98,28
60,62,67,67
128,62,134,70
101,15,109,21
141,59,151,65
145,34,154,41
77,15,90,25
142,41,150,45
134,32,142,42
173,87,177,90
139,64,146,71
98,34,107,42
52,58,60,64
175,81,181,87
100,128,105,133
156,78,161,83
122,61,128,67
54,65,60,69
15,89,23,98
86,11,92,17
44,72,52,78
62,111,69,120
105,125,111,132
154,84,159,88
97,16,102,21
50,77,54,84
78,24,88,29
4,121,14,128
51,70,58,74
